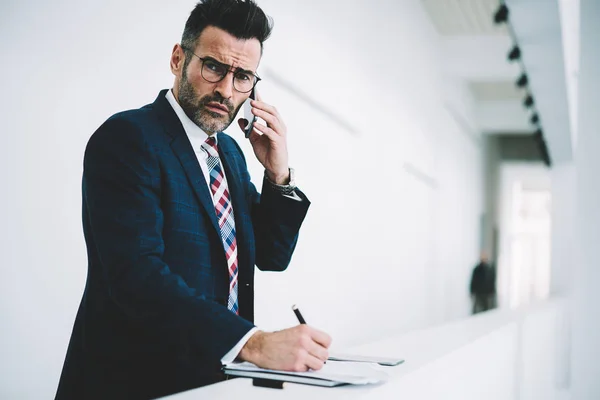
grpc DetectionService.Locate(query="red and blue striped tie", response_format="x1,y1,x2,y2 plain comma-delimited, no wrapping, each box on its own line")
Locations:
202,137,239,315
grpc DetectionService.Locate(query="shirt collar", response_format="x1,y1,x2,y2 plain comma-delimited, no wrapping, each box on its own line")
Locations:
165,88,217,145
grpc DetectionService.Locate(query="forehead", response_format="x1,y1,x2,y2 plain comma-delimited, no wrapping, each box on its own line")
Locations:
195,25,262,71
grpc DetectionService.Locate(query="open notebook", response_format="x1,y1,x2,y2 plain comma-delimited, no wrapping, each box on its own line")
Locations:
223,361,390,387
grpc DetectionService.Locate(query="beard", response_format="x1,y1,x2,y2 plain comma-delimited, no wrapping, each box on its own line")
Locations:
177,72,243,134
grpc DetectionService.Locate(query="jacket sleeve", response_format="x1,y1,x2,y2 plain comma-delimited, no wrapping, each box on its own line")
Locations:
83,117,254,361
251,178,311,272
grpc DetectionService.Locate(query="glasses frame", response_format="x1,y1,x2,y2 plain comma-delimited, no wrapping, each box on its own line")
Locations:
181,45,261,93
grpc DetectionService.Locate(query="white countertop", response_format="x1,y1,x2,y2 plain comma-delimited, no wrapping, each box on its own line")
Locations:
163,304,536,400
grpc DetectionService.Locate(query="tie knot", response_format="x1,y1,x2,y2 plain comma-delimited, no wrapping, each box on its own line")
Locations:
203,136,219,157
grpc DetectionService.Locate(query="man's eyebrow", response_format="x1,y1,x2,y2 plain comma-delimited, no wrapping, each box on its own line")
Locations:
203,55,256,75
236,66,256,75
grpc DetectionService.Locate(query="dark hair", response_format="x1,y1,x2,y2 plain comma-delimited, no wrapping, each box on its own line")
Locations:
181,0,273,53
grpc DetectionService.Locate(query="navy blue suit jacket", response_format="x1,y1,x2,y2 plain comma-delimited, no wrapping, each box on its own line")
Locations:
56,90,310,399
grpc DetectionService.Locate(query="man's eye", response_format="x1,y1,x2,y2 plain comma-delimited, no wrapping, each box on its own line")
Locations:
205,61,225,74
235,72,252,82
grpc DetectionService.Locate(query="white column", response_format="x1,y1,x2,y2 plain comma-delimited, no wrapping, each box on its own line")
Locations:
550,162,575,391
550,162,575,297
571,0,600,398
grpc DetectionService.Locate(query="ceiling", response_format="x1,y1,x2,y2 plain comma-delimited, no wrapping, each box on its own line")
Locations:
421,0,543,136
470,81,524,102
421,0,508,36
421,0,574,163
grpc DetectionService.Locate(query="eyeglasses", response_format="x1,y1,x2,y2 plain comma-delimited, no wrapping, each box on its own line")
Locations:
181,46,261,93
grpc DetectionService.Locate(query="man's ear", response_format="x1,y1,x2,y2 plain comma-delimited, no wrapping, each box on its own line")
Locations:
170,44,185,77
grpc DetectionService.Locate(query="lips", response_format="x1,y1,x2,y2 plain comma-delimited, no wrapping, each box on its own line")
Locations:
206,102,229,114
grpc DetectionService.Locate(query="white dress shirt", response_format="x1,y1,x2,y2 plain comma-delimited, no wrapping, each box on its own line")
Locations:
165,89,258,364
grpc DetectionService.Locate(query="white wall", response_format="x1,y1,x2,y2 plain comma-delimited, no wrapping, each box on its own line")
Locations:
571,0,600,397
0,0,484,397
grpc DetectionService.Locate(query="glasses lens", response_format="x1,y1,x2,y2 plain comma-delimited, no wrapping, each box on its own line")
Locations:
233,72,256,93
201,59,227,82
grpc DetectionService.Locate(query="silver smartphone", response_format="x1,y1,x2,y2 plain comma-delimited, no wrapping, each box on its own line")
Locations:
243,89,257,138
327,353,405,366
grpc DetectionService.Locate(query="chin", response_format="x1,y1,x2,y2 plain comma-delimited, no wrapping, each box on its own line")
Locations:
195,110,226,130
198,118,230,134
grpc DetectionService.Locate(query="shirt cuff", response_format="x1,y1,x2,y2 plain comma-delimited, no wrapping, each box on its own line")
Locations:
220,327,259,365
282,190,302,202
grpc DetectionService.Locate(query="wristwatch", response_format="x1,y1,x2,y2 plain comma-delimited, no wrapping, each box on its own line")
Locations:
265,167,296,195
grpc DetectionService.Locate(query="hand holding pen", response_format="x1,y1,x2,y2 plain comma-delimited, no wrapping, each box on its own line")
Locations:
238,305,332,372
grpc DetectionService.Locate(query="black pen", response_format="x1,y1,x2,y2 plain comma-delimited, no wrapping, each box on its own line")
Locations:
292,304,306,324
293,305,327,365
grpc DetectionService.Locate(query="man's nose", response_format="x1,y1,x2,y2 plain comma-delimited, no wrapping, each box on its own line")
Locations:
214,73,235,100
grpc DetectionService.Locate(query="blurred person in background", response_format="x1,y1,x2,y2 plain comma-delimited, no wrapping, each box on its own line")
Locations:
55,1,331,398
469,252,497,314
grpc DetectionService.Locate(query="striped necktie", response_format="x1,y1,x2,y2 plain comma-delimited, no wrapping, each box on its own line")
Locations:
201,136,239,315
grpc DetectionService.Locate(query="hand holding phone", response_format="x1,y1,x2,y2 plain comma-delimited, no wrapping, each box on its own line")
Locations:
237,90,290,184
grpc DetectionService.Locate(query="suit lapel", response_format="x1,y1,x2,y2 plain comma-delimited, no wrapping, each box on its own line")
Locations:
171,136,221,234
153,90,220,235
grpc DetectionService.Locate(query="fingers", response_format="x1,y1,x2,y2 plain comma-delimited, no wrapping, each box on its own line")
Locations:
307,338,329,363
251,121,280,142
247,91,287,138
288,353,325,372
295,325,330,364
240,118,270,146
305,353,326,371
309,327,333,349
250,98,287,135
250,99,279,117
247,127,262,145
251,107,285,136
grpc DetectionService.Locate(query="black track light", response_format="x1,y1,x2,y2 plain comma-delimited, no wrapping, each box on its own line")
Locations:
494,4,509,24
516,74,528,88
530,113,540,124
508,46,521,61
533,129,551,166
524,95,534,108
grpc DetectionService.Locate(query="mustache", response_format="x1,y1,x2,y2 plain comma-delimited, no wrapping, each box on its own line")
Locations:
198,94,234,114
